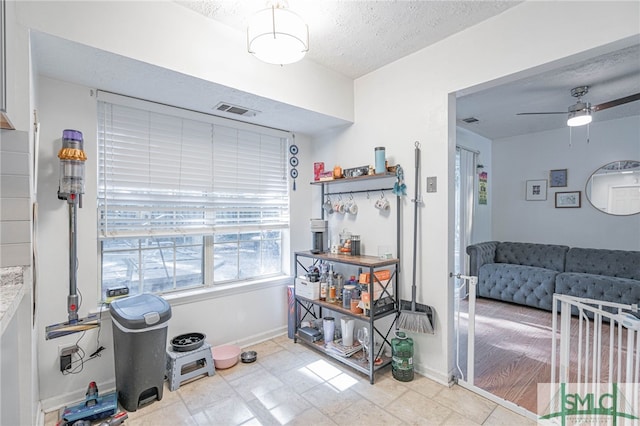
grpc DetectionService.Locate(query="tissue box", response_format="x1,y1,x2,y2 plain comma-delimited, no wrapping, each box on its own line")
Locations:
295,277,320,300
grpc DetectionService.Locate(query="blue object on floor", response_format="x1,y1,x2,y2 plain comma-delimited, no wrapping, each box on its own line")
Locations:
60,382,118,425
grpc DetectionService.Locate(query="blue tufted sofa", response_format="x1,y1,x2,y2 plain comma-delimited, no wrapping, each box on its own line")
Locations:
466,241,640,311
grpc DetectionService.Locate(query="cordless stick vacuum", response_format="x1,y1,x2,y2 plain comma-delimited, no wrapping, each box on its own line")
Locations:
46,129,100,340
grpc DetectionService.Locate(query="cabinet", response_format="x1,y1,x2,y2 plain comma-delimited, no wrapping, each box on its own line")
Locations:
0,0,14,130
293,174,400,384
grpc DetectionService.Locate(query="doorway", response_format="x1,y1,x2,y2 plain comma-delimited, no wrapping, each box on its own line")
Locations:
450,40,640,418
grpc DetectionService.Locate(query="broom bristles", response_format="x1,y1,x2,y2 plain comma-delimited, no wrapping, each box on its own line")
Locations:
398,309,434,334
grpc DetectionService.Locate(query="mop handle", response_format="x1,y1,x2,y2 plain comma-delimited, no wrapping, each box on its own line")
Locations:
411,143,420,310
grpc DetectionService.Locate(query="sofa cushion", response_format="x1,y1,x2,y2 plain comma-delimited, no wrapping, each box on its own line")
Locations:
565,248,640,280
479,263,557,310
495,242,569,272
555,272,640,306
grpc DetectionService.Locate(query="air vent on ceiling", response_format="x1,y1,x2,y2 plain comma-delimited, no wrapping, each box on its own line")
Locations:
214,102,259,117
461,117,479,124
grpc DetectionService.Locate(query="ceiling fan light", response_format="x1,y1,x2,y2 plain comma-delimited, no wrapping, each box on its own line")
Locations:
247,5,309,65
567,103,592,127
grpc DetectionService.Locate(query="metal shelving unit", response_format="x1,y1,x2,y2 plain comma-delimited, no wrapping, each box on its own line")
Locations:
293,174,401,384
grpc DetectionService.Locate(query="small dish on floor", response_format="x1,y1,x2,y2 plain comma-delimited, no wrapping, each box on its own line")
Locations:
212,345,241,369
240,351,257,363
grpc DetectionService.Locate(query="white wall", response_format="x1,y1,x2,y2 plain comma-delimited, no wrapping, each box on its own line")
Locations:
492,115,640,250
314,1,640,383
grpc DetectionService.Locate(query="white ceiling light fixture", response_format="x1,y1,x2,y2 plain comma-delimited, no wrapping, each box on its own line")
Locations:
567,101,592,127
566,86,592,127
247,1,309,65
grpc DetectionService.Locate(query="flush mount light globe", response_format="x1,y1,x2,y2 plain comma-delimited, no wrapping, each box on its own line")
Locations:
247,3,309,65
567,101,592,127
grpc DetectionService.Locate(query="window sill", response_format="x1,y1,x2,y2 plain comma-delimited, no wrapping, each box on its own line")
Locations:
94,275,292,316
164,275,292,307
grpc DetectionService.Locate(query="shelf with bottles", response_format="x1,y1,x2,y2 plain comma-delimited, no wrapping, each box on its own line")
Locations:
294,252,397,318
295,293,396,321
293,251,398,384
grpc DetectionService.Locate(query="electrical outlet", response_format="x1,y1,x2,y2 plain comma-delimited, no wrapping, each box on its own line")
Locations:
60,354,72,372
59,345,79,372
59,344,79,357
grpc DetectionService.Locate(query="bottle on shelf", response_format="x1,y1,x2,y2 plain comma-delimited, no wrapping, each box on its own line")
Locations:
347,275,360,300
319,262,328,301
343,284,355,309
335,273,344,301
326,263,336,303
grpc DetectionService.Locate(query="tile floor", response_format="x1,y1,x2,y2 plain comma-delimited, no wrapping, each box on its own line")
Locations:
45,335,535,425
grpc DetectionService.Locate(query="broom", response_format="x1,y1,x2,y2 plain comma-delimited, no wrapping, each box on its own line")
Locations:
398,142,434,334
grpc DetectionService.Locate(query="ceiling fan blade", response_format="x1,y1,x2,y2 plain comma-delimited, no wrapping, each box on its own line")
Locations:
516,112,566,115
592,93,640,112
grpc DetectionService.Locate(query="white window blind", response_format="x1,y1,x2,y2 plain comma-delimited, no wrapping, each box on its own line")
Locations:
97,94,290,238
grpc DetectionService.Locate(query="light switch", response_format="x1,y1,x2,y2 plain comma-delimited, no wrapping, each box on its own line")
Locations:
426,176,437,193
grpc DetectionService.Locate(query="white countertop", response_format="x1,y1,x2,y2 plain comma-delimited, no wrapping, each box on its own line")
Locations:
0,267,26,336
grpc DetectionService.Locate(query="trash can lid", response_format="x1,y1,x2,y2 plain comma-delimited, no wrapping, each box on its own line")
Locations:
109,293,172,329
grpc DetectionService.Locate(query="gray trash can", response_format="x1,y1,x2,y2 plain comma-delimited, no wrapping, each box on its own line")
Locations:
110,293,172,412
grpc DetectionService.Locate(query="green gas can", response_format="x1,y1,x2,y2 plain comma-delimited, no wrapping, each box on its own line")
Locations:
391,331,414,382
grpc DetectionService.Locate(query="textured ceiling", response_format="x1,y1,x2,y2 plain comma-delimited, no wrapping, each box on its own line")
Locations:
177,0,521,79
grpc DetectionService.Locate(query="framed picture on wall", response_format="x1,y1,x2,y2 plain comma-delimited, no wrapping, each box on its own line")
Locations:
549,169,568,187
526,179,547,201
555,191,581,208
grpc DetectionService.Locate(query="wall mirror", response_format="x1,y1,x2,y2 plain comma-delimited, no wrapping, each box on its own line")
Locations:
585,160,640,216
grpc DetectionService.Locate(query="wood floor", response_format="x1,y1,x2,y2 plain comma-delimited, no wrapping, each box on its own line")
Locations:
455,297,635,415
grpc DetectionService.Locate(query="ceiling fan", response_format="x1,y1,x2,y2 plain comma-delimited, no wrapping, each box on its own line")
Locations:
517,86,640,127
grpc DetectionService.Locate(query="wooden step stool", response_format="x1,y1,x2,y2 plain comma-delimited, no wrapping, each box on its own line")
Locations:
166,342,215,391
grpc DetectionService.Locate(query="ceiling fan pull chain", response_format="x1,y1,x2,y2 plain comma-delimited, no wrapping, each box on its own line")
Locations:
569,126,572,147
586,124,590,144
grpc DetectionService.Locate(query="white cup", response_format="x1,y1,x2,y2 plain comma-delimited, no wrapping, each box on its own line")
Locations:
323,199,333,214
375,197,390,210
341,318,355,346
347,200,358,214
323,317,335,343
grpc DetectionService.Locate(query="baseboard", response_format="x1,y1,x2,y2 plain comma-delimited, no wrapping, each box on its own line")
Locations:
225,326,288,348
413,363,452,387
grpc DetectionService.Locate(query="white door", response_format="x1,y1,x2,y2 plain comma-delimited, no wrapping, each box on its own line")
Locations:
608,185,640,215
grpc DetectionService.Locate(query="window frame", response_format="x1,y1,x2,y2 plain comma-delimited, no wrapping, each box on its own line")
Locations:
96,91,292,300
